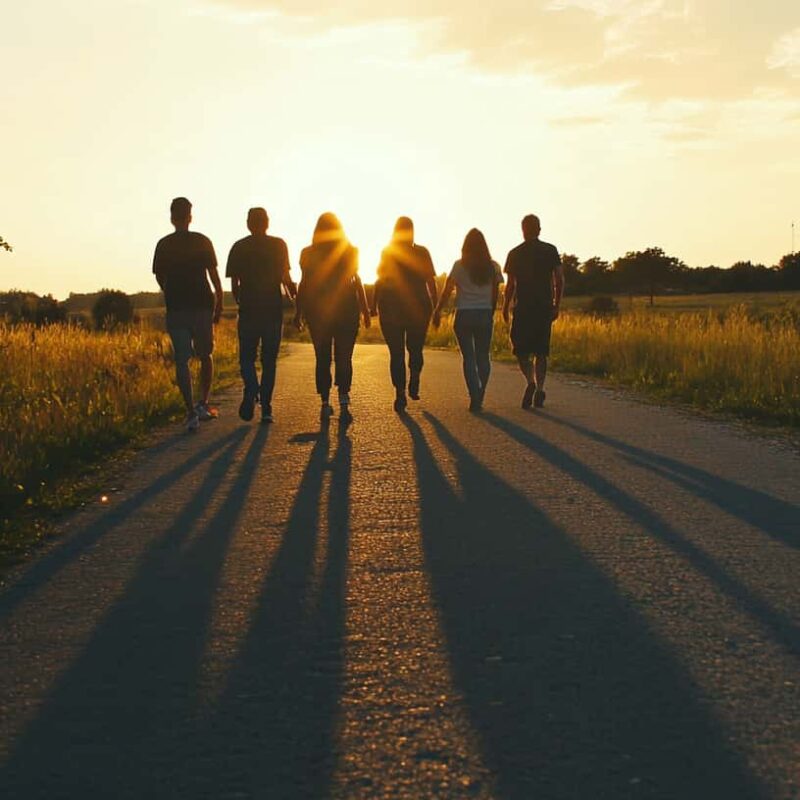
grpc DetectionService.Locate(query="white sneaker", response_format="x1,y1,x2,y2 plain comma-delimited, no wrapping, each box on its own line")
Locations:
185,411,200,432
195,402,219,421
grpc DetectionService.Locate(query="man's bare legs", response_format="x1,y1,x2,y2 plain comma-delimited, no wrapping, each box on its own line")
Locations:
517,353,547,408
175,357,194,414
534,355,547,392
199,355,213,406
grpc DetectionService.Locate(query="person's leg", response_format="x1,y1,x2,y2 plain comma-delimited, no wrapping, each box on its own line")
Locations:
534,355,548,390
474,310,493,404
311,326,333,402
167,320,194,414
454,311,481,402
236,317,259,421
333,322,358,399
190,309,215,413
259,317,282,417
380,319,406,395
406,320,427,400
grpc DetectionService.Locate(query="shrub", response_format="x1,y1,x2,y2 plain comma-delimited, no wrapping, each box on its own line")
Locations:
584,296,619,316
92,289,134,330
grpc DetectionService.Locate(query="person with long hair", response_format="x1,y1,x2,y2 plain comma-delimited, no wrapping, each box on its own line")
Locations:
294,212,371,417
372,216,438,412
433,228,503,412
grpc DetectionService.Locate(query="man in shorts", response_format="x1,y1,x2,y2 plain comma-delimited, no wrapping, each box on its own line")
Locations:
226,207,296,424
153,197,224,431
502,214,564,409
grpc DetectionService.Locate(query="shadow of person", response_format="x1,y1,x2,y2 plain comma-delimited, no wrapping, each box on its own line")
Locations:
1,424,267,797
400,412,765,800
479,411,799,657
542,413,800,549
184,416,352,798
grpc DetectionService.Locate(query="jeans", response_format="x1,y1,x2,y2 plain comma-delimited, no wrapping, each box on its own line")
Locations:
379,318,428,392
453,309,493,400
238,315,282,411
310,321,358,399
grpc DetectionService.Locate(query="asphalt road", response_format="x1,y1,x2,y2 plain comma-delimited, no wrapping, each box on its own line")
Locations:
1,343,798,799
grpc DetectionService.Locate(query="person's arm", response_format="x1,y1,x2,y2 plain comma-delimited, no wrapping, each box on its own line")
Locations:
491,263,502,312
293,273,304,329
355,275,371,328
209,265,224,324
371,279,381,317
152,242,166,292
552,251,565,321
230,275,241,305
502,273,516,324
280,240,297,300
432,276,455,328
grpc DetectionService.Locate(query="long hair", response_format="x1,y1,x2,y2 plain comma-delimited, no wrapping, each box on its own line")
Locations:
461,228,494,286
312,212,346,246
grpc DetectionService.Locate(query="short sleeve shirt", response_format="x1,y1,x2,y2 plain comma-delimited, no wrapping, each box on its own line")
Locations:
504,239,560,312
376,243,436,325
448,260,503,310
299,242,360,328
152,231,216,312
226,234,289,318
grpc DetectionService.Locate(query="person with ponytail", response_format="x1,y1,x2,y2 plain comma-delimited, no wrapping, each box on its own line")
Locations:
432,228,503,412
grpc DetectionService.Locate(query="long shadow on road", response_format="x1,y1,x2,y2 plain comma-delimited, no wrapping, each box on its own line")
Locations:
403,412,766,799
481,412,799,658
1,425,260,797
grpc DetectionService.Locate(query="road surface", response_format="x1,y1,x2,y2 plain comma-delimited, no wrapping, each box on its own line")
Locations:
1,343,798,799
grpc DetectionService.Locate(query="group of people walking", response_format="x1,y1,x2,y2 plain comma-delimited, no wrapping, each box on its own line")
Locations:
152,198,564,430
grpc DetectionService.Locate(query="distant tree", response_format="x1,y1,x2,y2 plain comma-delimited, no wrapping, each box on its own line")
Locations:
0,236,11,252
778,252,800,290
92,289,134,329
33,295,67,325
580,256,610,278
612,248,686,305
0,291,66,325
560,253,585,295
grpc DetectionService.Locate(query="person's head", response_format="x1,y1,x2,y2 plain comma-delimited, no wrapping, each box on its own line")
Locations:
461,228,494,286
392,216,414,245
521,214,541,241
247,207,269,235
170,197,192,231
312,211,346,245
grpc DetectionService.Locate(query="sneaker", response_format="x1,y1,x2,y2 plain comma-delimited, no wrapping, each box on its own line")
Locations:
185,411,200,432
394,393,407,413
238,393,256,422
522,383,536,409
533,389,546,408
196,402,219,421
261,411,274,424
408,373,420,401
338,391,350,407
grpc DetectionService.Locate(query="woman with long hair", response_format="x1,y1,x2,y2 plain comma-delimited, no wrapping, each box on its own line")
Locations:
371,216,438,413
294,212,371,417
432,228,503,411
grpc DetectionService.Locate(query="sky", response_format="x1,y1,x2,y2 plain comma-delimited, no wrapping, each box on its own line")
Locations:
1,0,799,295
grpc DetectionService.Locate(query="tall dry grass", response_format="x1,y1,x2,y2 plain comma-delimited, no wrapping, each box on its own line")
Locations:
428,305,800,425
0,320,239,518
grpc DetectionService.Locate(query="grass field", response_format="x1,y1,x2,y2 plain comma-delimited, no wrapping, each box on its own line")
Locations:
0,319,239,561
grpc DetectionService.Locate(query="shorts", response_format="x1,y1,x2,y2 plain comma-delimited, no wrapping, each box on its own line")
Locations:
166,308,214,362
510,309,553,357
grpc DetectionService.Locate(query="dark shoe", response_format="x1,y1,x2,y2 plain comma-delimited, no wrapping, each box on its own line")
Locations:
522,383,536,409
394,394,407,413
469,396,482,413
533,389,546,408
408,373,420,401
239,393,256,421
261,406,274,424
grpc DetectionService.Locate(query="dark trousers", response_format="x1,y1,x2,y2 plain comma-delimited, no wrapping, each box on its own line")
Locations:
380,318,428,392
453,309,493,400
310,321,358,399
238,315,282,411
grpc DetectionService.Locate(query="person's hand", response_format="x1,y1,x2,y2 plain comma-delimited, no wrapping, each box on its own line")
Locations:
552,304,560,322
502,306,510,326
432,309,441,329
363,311,372,329
293,312,304,331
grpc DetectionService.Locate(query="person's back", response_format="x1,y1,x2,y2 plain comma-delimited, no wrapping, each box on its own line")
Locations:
505,238,560,312
227,233,288,318
377,242,435,326
299,241,359,329
153,230,216,313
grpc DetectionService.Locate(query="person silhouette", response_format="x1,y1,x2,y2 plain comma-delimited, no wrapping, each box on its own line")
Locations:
433,228,503,412
226,207,296,424
502,214,564,409
294,213,371,417
371,217,438,412
152,197,224,432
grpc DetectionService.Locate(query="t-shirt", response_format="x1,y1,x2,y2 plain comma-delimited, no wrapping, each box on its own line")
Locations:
299,241,360,327
504,239,560,312
376,243,436,325
152,231,216,312
449,260,503,310
225,234,289,318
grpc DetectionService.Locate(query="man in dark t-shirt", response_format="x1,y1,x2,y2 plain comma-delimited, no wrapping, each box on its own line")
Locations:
372,216,438,411
502,214,565,409
153,197,224,432
226,207,296,423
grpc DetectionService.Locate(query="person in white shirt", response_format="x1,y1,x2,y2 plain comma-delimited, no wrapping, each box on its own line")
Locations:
432,228,504,412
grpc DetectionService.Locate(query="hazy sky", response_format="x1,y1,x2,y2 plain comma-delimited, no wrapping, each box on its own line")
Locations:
1,0,798,294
